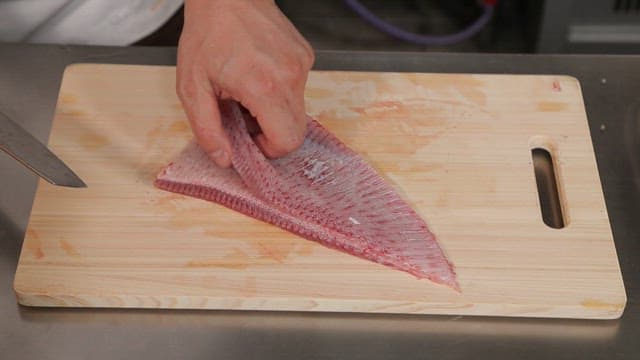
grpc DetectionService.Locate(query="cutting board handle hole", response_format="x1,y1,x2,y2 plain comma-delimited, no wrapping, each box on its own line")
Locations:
530,138,568,229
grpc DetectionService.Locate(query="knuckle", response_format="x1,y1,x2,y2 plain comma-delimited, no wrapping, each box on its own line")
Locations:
176,77,197,100
176,81,195,102
261,75,278,93
252,70,278,94
238,59,275,92
279,60,306,85
303,46,315,68
176,74,212,104
266,73,279,91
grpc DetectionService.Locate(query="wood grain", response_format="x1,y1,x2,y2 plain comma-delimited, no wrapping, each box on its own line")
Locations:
13,64,626,319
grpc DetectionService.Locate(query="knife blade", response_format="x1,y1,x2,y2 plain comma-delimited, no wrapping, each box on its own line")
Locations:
0,112,86,188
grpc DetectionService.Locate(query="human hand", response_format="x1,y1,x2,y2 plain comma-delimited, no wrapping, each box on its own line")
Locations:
177,0,315,167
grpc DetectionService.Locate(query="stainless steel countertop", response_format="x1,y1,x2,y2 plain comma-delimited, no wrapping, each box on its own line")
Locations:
1,43,638,359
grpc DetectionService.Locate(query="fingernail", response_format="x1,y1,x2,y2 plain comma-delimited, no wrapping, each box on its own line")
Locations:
208,149,229,166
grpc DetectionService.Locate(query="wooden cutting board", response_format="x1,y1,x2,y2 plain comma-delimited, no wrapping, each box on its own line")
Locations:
13,64,626,319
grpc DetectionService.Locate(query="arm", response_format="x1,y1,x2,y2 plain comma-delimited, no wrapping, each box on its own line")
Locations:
177,0,315,167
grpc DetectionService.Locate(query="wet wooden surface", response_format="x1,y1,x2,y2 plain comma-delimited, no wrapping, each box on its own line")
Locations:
13,64,625,319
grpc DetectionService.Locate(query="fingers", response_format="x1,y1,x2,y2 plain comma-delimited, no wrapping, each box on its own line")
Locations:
277,13,315,69
251,95,307,158
177,0,315,161
176,68,232,168
234,67,308,158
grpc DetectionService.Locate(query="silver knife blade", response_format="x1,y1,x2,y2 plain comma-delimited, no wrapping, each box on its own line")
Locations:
0,112,86,188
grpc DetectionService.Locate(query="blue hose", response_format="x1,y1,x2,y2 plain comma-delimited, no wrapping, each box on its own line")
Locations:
343,0,496,46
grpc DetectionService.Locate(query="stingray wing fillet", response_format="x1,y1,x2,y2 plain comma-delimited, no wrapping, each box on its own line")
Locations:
155,100,458,290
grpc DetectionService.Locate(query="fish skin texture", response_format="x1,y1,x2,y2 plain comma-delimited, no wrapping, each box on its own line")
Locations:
155,100,458,290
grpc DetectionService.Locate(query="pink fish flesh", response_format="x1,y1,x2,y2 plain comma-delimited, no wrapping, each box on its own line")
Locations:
155,100,458,290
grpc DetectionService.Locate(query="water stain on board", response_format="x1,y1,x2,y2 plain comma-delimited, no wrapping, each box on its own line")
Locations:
168,207,215,229
305,87,334,99
152,194,214,230
351,100,412,118
345,101,450,154
146,120,189,143
59,238,81,258
435,191,450,209
137,161,166,183
168,120,189,133
538,101,568,112
186,248,251,270
139,120,191,183
57,93,89,117
253,241,293,263
580,299,624,311
405,73,487,106
59,93,78,104
25,229,44,259
295,242,315,256
310,75,493,159
59,108,88,117
319,71,488,107
78,133,110,150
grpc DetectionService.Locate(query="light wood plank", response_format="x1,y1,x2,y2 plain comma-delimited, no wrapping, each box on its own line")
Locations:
13,64,626,319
